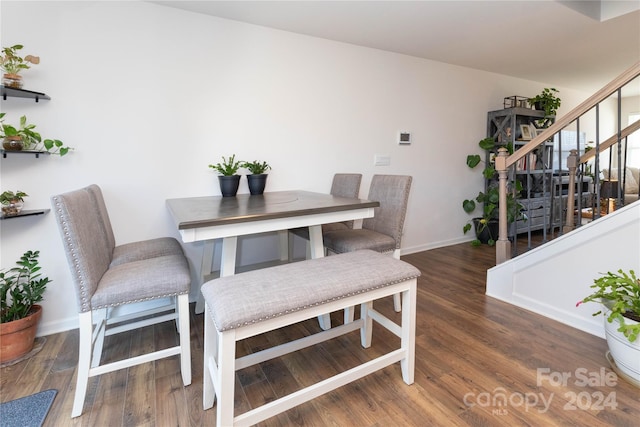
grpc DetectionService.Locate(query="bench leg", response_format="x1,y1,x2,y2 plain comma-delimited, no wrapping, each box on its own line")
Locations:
203,305,217,410
359,301,373,348
400,281,417,385
216,330,237,426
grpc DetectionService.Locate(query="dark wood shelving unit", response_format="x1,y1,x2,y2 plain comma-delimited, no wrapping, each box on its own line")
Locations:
1,85,50,102
0,209,50,220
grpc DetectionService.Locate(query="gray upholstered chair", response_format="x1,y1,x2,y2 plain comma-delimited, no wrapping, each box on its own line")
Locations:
322,174,412,312
287,173,362,259
51,184,192,418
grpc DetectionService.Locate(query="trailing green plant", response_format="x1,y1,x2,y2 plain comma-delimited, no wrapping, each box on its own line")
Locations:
0,190,28,205
208,154,243,176
0,44,39,75
462,137,525,246
0,250,49,323
577,269,640,343
528,88,561,118
0,113,72,156
242,160,271,174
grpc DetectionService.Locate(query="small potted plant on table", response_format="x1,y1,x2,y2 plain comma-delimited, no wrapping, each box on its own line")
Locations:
0,250,50,363
578,269,640,386
242,160,271,195
209,154,243,197
0,190,28,216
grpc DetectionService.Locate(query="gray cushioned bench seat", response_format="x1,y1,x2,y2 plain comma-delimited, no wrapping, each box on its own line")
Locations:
202,249,420,332
201,249,421,426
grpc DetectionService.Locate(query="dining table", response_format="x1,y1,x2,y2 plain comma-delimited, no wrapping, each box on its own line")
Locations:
165,190,379,328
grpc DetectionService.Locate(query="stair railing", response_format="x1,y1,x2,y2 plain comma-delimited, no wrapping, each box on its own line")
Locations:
495,61,640,264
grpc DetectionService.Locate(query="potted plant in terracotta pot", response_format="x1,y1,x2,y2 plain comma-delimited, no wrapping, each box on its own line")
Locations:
0,250,50,364
577,269,640,386
0,190,28,216
209,154,243,197
462,137,525,246
0,44,40,89
0,113,72,155
242,160,271,195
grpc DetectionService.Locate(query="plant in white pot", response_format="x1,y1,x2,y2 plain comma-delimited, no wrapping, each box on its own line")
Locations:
578,269,640,386
208,154,243,197
0,250,50,363
242,160,271,195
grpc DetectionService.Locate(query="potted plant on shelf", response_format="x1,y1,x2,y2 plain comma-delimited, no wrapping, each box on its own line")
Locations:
462,137,525,246
0,44,40,89
0,113,72,155
0,250,50,363
209,154,243,197
528,88,561,118
242,160,271,195
0,190,28,216
577,269,640,386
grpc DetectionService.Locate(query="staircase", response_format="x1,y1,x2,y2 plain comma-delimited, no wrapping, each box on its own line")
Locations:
487,61,640,339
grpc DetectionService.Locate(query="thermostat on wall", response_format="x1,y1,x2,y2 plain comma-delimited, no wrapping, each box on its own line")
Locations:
398,132,411,145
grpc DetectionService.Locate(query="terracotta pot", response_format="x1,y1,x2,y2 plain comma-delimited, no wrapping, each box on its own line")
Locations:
0,305,42,363
2,136,24,151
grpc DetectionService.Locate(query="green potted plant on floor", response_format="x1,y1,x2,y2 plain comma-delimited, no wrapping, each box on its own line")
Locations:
0,113,72,155
0,250,50,363
577,269,640,385
462,137,525,246
0,44,39,89
0,190,28,216
209,154,243,197
242,160,271,195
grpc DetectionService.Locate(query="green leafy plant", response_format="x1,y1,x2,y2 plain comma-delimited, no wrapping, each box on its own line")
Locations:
528,88,561,117
0,113,72,156
462,137,525,246
0,250,49,323
208,154,243,176
0,44,39,75
0,190,28,204
577,269,640,343
242,160,271,174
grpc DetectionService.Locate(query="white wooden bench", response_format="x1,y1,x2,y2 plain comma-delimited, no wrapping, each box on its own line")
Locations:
201,249,421,426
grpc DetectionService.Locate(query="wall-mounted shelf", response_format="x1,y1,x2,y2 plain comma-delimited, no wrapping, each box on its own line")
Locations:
1,85,50,102
0,209,50,220
1,149,49,158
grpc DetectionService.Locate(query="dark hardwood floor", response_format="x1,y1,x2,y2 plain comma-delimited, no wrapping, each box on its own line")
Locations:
2,242,638,426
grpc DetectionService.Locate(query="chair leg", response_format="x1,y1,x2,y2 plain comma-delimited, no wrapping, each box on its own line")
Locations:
72,311,93,418
91,308,107,368
177,294,192,386
392,249,402,312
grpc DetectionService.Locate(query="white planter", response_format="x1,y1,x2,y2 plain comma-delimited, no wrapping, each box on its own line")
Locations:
604,311,640,387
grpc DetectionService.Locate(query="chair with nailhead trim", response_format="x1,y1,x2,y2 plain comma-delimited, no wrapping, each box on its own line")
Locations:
51,184,192,418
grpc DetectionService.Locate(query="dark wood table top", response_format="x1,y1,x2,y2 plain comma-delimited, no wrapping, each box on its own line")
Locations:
166,190,379,230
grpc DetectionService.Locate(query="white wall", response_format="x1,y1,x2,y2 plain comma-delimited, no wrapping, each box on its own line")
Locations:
486,203,640,339
1,1,595,335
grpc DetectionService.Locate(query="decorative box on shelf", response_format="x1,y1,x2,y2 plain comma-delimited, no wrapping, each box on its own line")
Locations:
503,95,530,109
